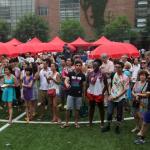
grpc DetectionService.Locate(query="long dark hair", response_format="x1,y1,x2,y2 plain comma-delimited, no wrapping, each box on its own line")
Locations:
4,65,13,74
25,67,33,76
31,62,38,75
51,63,59,72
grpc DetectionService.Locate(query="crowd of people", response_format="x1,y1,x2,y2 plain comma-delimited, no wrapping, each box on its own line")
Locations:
0,48,150,144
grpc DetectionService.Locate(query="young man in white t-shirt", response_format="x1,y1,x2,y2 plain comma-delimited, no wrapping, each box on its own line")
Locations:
38,59,51,118
102,61,129,134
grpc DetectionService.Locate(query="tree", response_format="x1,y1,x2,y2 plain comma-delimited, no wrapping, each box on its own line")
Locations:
103,16,135,41
81,0,108,37
14,13,50,42
0,19,10,42
60,19,85,42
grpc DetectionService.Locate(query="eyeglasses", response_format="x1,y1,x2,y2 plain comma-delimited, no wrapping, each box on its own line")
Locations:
141,62,146,64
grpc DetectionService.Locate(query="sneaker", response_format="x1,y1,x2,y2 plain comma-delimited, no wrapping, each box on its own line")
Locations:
104,102,108,107
57,104,62,108
115,126,120,134
37,102,41,106
100,122,104,129
134,137,145,144
0,106,3,110
64,105,67,109
101,125,110,132
45,105,48,110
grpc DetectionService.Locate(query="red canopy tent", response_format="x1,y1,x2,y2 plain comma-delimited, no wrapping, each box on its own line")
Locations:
92,36,111,46
17,43,63,54
22,37,63,53
17,44,36,54
70,37,91,48
122,43,140,58
38,43,63,53
6,38,22,46
24,37,44,53
89,42,140,59
26,37,42,44
48,36,76,52
0,43,20,56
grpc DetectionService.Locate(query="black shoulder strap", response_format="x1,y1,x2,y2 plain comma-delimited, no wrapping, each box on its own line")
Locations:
141,82,148,92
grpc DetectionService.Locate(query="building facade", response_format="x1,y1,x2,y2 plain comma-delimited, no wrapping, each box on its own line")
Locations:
36,0,137,39
0,0,149,39
135,0,150,28
0,0,35,29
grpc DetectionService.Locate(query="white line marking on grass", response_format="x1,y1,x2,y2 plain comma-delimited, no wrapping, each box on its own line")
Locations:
0,117,134,125
0,112,26,132
0,124,10,132
12,112,26,122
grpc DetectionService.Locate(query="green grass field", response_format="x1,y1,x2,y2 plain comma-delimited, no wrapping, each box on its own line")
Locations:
0,106,150,150
0,121,149,150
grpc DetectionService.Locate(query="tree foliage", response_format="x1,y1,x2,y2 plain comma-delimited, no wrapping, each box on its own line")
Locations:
60,19,85,42
80,0,108,36
103,16,136,41
14,13,49,42
0,19,10,42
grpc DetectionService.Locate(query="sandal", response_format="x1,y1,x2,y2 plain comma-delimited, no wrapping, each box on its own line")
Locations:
75,124,80,128
100,123,104,129
57,119,62,125
8,120,12,125
60,124,69,128
25,117,29,123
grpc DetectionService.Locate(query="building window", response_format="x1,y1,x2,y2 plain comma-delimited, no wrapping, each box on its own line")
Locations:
138,0,148,5
38,7,48,16
136,18,147,27
0,0,10,19
136,0,149,29
0,6,10,19
136,23,146,27
0,0,34,31
137,18,147,23
60,0,80,21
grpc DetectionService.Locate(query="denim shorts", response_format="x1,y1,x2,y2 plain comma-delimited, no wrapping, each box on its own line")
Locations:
143,111,150,123
66,95,82,110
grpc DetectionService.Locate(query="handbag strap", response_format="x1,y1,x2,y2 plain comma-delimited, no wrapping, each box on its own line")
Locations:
141,82,148,93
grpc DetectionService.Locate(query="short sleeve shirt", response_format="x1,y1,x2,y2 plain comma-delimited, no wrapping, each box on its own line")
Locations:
111,73,129,102
68,71,86,97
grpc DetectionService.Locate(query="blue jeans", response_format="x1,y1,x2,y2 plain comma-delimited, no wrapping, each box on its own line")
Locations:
107,100,124,122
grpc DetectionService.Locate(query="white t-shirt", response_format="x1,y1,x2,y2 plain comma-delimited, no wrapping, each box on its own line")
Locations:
101,60,114,74
87,78,104,96
26,57,34,63
131,64,140,83
48,72,60,95
111,73,129,102
39,68,51,90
